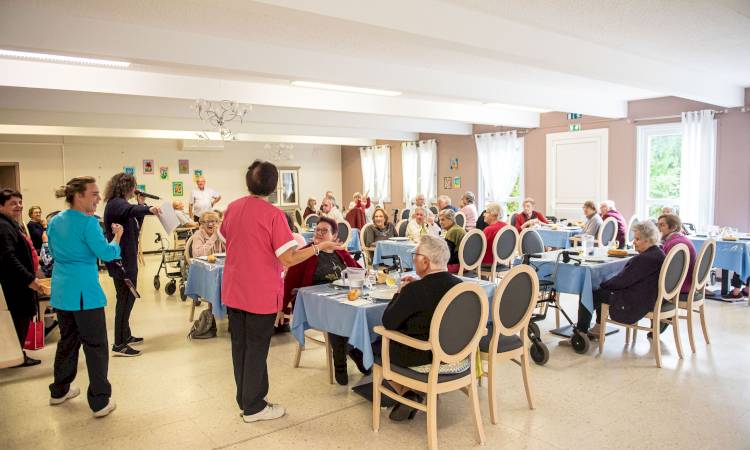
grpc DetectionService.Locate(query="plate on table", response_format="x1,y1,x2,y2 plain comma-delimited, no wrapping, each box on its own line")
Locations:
213,253,226,258
371,289,397,301
388,237,410,242
332,279,347,287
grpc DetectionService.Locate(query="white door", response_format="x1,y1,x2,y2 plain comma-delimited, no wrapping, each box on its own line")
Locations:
545,128,608,221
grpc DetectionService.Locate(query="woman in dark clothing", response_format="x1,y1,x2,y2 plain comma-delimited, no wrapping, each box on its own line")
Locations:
103,173,160,357
27,205,46,253
283,217,368,385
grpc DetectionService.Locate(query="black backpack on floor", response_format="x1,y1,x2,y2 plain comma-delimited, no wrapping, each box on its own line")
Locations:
188,309,217,340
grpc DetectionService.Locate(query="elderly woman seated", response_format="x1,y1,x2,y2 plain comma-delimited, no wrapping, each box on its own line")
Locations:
191,212,225,258
282,217,368,385
438,209,466,273
480,203,508,265
575,220,665,336
376,235,466,421
303,197,317,218
173,200,198,228
405,206,440,243
459,191,478,230
363,208,397,260
582,200,602,237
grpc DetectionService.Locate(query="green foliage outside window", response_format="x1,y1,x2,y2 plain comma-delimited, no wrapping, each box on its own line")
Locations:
648,135,681,199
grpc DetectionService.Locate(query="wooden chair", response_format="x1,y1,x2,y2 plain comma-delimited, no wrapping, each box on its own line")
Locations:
597,217,618,247
510,213,518,228
337,221,352,247
519,228,559,327
182,235,202,322
457,229,486,278
679,238,716,353
599,244,690,367
454,211,466,229
396,219,409,238
480,265,540,424
294,208,304,228
305,214,320,229
626,215,638,246
360,223,376,268
429,206,439,215
481,225,518,281
372,283,489,450
293,330,334,384
400,209,411,221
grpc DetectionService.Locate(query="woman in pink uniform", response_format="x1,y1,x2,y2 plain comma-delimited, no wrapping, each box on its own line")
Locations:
221,160,340,424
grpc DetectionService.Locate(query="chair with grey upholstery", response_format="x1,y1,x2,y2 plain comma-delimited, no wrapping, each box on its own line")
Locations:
401,209,410,221
597,217,618,247
479,265,540,424
510,213,518,228
679,238,716,353
626,215,638,245
519,227,561,332
482,225,518,280
337,221,351,246
519,229,545,256
429,206,439,215
454,211,466,229
294,208,304,228
372,283,489,450
599,243,689,367
458,229,487,278
397,219,409,238
359,223,376,268
305,214,320,229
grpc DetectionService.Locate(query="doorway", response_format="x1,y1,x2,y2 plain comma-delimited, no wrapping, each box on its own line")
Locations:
0,162,20,191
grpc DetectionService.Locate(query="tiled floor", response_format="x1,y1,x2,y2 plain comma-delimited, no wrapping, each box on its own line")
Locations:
1,255,749,449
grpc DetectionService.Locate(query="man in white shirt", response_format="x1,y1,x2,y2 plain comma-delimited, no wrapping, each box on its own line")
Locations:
409,194,434,220
406,207,440,242
189,177,221,221
319,197,344,223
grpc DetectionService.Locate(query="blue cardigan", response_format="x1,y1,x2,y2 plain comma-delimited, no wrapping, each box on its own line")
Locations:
47,209,121,311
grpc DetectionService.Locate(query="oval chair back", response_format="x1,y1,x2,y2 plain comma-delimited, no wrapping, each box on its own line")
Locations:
359,223,375,267
305,214,320,229
292,222,304,234
510,213,518,227
693,239,716,294
454,211,466,229
429,283,489,369
598,217,618,247
490,265,540,343
458,229,487,278
519,229,544,255
337,221,351,246
294,208,304,228
183,234,195,265
401,209,411,221
656,243,690,314
626,215,638,244
397,219,409,237
429,206,438,215
489,225,519,278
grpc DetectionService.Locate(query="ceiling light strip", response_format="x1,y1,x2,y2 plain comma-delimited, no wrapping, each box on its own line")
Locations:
0,49,130,68
291,80,401,97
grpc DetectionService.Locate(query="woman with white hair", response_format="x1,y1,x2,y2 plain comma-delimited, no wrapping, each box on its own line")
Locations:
438,209,466,273
405,206,440,242
480,203,508,265
378,235,464,421
575,220,665,336
459,191,478,229
192,211,226,258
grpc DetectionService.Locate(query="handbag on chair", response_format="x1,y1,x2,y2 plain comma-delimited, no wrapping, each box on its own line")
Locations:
24,293,44,350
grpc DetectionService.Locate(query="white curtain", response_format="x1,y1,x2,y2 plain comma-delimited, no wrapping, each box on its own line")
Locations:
360,144,391,203
402,139,437,204
680,110,716,230
475,131,522,211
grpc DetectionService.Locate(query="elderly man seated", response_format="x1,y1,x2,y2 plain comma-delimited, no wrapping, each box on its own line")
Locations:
574,221,665,337
319,197,345,223
191,212,225,258
436,195,458,213
438,209,466,273
480,203,508,265
599,200,626,248
376,235,466,421
582,200,602,237
405,206,440,242
173,200,198,228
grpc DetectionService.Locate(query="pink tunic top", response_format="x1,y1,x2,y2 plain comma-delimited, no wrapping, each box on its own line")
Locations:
220,196,297,314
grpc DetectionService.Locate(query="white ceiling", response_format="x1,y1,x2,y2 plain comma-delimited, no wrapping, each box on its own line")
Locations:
0,0,747,144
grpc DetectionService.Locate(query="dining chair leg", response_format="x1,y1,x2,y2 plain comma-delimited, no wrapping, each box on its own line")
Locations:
652,319,662,368
625,327,631,345
372,365,382,432
189,300,197,322
686,307,696,354
599,305,609,354
520,348,534,410
324,332,334,385
699,304,711,344
632,327,638,343
487,356,497,424
293,341,303,368
469,377,486,444
671,313,684,359
555,306,560,329
426,392,439,450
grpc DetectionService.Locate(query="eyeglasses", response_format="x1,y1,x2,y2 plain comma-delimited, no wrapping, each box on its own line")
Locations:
412,252,428,260
201,220,218,225
314,228,331,234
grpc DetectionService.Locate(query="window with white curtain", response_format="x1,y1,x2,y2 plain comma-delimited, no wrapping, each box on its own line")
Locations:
475,131,524,217
360,144,391,203
401,139,437,204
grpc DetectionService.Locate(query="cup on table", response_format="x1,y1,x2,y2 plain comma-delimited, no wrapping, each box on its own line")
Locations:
385,271,401,287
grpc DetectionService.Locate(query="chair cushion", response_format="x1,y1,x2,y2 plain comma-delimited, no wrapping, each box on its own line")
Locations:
478,323,523,353
373,355,471,383
481,263,510,272
660,301,676,312
678,291,703,302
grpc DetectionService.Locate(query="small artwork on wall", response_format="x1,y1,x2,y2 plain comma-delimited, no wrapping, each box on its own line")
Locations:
193,169,203,181
137,184,146,192
159,166,169,180
123,166,135,175
178,159,189,174
172,181,184,197
449,158,459,171
443,177,453,190
452,176,461,189
143,159,154,175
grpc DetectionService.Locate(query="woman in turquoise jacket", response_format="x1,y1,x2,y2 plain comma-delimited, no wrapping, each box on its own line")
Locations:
47,176,123,418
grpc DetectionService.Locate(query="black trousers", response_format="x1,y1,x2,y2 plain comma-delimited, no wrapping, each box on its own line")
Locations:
576,289,613,331
9,306,31,348
228,307,276,415
731,273,749,289
328,333,366,371
49,307,111,412
112,276,137,346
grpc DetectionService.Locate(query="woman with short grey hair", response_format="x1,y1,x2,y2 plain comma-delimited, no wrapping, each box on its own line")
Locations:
460,191,478,230
631,220,660,245
438,209,466,271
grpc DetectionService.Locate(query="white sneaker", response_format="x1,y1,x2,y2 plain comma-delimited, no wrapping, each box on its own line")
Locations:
242,403,286,423
93,399,117,418
50,386,80,405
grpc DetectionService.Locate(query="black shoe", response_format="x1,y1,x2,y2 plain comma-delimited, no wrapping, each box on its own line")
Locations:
389,391,422,421
274,323,291,334
647,323,670,339
112,344,141,357
334,367,349,386
14,353,41,368
347,348,371,376
127,336,144,345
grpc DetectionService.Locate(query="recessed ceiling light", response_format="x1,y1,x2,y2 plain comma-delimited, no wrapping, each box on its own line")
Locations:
291,80,401,97
483,102,550,113
0,49,130,68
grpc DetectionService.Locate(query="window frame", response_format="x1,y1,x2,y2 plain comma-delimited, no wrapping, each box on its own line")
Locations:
478,137,524,220
635,123,682,220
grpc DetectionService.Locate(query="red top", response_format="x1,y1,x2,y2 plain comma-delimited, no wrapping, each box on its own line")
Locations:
220,196,297,314
662,232,697,294
482,221,508,264
282,246,360,314
355,197,371,210
514,211,548,231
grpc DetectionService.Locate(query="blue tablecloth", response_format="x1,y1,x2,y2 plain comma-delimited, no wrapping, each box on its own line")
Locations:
536,227,582,249
291,275,497,369
302,228,362,253
373,240,417,269
524,251,630,312
690,237,750,281
184,260,227,319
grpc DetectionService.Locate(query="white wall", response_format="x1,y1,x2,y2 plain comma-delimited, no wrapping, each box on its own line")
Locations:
0,135,342,251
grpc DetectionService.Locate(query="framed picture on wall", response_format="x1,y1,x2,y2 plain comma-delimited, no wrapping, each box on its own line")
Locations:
443,177,452,190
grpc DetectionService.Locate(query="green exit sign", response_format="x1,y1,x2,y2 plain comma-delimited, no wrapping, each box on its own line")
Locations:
567,113,583,120
569,124,581,131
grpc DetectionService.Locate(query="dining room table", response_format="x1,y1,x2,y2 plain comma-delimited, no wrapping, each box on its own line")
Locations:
689,235,750,299
372,238,418,270
184,258,227,319
536,225,583,249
